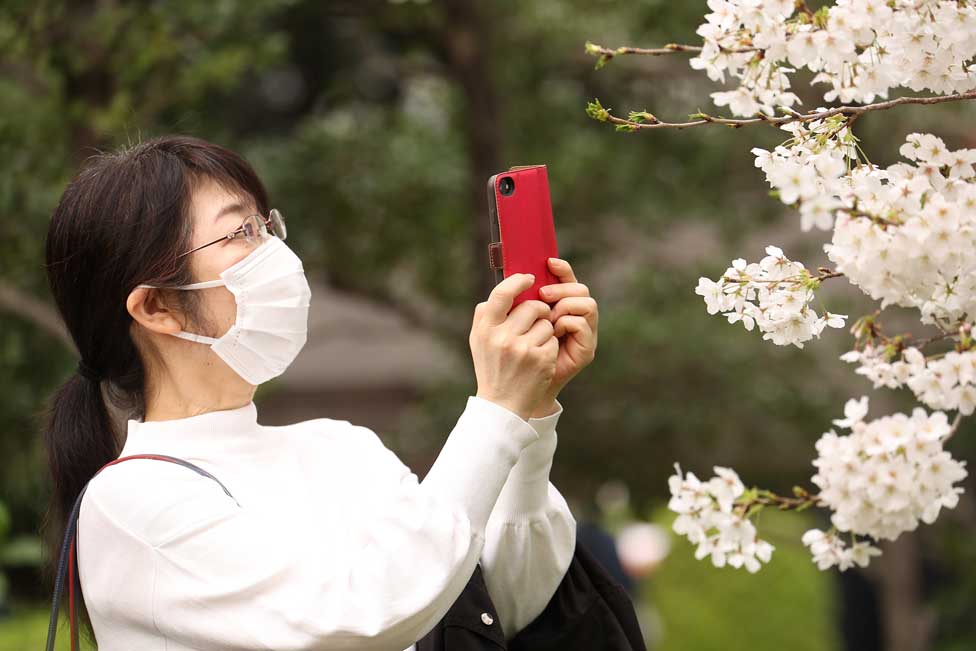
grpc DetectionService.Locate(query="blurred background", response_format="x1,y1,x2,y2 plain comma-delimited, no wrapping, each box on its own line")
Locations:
1,1,975,649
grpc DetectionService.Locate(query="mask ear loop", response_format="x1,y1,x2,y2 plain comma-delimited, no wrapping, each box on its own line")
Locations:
171,331,220,345
134,282,226,344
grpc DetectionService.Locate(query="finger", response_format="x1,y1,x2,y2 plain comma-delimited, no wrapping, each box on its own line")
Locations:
548,296,598,329
547,257,578,284
539,281,590,303
553,314,594,345
524,316,555,347
543,333,560,358
473,301,487,328
506,299,552,335
483,273,536,326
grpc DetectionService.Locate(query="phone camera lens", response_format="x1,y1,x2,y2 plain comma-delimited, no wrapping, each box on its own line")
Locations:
499,176,515,196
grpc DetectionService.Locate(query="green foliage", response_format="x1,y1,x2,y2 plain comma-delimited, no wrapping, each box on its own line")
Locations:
0,603,97,650
586,98,610,122
646,506,840,651
583,40,613,70
628,110,658,124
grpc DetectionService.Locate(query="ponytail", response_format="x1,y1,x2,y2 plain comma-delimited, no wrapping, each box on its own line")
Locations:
39,373,120,645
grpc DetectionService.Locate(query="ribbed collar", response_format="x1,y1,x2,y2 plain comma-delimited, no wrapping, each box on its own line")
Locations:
120,400,260,456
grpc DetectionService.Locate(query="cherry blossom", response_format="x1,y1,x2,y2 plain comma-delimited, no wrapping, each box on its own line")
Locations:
689,0,976,118
662,0,976,574
811,397,967,545
695,245,847,347
668,463,776,573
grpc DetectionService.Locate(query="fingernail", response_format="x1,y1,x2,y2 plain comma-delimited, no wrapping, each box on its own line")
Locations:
540,287,550,296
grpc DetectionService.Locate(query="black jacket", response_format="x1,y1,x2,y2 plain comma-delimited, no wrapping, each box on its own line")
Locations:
417,539,646,651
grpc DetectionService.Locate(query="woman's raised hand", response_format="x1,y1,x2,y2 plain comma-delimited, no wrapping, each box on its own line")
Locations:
536,257,599,403
470,273,559,421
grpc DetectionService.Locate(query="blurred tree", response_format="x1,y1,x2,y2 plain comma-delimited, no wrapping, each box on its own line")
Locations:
1,1,975,647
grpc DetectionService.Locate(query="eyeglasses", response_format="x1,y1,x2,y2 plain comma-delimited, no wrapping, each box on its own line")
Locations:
177,209,287,259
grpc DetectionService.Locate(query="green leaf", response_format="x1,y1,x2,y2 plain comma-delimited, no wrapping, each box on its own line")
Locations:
628,110,658,124
739,487,760,503
586,98,610,122
813,6,830,29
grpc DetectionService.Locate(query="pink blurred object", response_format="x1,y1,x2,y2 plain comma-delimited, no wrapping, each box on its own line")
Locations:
616,522,672,579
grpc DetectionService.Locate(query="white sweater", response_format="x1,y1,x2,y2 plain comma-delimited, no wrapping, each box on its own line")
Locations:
77,396,576,650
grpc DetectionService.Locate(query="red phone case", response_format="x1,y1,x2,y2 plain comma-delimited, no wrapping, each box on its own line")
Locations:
486,164,560,308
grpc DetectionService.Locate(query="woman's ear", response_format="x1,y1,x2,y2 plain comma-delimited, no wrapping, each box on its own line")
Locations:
126,287,186,336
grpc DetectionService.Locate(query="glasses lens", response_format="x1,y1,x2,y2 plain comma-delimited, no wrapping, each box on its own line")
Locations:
242,214,269,244
270,209,286,241
241,217,256,241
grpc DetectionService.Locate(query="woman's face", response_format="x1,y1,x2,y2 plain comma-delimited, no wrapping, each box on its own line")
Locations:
182,177,264,344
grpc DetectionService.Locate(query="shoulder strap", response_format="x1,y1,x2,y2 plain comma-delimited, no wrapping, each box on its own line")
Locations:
45,454,239,651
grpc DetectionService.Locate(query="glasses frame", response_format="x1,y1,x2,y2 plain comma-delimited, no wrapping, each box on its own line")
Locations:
176,208,286,259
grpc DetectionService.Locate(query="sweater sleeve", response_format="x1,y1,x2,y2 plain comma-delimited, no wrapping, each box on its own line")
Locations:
480,398,577,640
83,395,539,651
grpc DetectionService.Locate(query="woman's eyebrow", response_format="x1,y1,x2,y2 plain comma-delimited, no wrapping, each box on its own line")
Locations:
212,202,247,224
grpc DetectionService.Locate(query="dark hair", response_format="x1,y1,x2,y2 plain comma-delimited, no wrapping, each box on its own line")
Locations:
40,134,269,643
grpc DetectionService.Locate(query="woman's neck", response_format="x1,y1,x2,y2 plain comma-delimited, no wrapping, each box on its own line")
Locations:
144,384,255,422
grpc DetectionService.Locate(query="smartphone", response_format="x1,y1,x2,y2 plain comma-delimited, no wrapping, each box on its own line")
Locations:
486,164,560,308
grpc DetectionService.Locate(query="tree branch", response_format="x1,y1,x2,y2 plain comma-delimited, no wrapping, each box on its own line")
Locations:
721,268,844,285
0,280,76,352
945,412,965,443
585,41,759,58
588,90,976,132
735,489,824,516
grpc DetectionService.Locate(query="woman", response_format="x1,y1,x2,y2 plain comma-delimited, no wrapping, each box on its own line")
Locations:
41,135,602,650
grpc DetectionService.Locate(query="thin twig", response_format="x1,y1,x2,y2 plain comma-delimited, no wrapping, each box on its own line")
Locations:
735,491,824,516
845,210,902,228
592,90,976,132
587,42,759,57
909,330,957,349
945,412,965,443
816,270,845,281
721,269,844,285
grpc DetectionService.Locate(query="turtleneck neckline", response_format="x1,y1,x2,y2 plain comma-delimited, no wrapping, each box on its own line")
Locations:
127,401,259,440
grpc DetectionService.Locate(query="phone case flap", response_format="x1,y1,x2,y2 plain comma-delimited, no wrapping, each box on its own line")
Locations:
488,242,504,269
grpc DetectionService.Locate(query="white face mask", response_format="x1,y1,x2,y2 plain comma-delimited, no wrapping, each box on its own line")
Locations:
138,236,312,385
